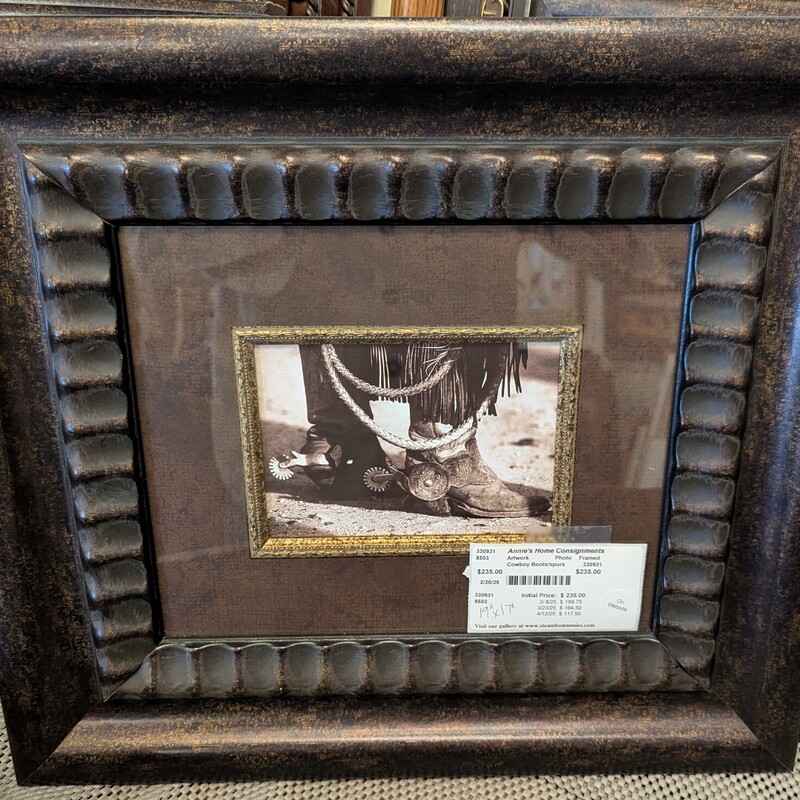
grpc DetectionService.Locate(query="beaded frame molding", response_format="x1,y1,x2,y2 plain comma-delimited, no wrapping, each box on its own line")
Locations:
20,139,779,702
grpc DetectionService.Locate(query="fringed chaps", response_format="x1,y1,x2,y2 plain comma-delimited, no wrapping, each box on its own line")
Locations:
341,341,528,426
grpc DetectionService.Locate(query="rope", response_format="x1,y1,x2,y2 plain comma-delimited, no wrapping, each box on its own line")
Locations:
320,343,503,451
324,344,453,399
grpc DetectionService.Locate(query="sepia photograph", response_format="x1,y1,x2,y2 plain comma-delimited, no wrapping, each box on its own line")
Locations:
234,327,581,554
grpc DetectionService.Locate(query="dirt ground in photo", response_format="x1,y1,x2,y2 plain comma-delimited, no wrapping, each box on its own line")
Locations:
258,343,560,538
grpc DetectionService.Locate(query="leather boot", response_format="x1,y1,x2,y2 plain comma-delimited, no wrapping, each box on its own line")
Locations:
300,424,389,499
405,423,550,518
298,345,387,499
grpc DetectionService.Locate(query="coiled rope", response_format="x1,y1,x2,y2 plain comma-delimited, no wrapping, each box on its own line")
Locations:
320,343,503,451
324,345,453,399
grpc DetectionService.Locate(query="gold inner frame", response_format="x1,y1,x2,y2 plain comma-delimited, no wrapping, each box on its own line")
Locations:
233,326,582,558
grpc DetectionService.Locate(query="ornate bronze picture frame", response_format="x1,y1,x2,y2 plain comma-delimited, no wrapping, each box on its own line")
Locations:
1,15,800,785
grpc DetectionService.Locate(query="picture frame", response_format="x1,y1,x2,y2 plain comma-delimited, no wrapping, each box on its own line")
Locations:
1,14,800,785
233,325,581,557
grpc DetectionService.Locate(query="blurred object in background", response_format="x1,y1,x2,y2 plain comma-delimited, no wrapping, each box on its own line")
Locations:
391,0,444,15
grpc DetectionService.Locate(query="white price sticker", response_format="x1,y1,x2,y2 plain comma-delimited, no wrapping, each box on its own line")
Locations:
466,543,647,633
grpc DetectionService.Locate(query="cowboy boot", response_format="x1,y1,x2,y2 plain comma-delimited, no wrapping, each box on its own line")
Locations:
297,345,388,499
298,424,389,498
405,422,550,518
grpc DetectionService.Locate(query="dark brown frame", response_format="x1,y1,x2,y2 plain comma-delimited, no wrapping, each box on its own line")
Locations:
1,16,800,785
20,138,772,688
446,0,800,20
0,0,287,15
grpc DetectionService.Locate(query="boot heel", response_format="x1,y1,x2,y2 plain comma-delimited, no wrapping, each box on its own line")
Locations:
403,495,451,517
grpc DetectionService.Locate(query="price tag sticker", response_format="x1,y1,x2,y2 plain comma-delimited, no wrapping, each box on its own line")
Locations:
466,542,647,633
